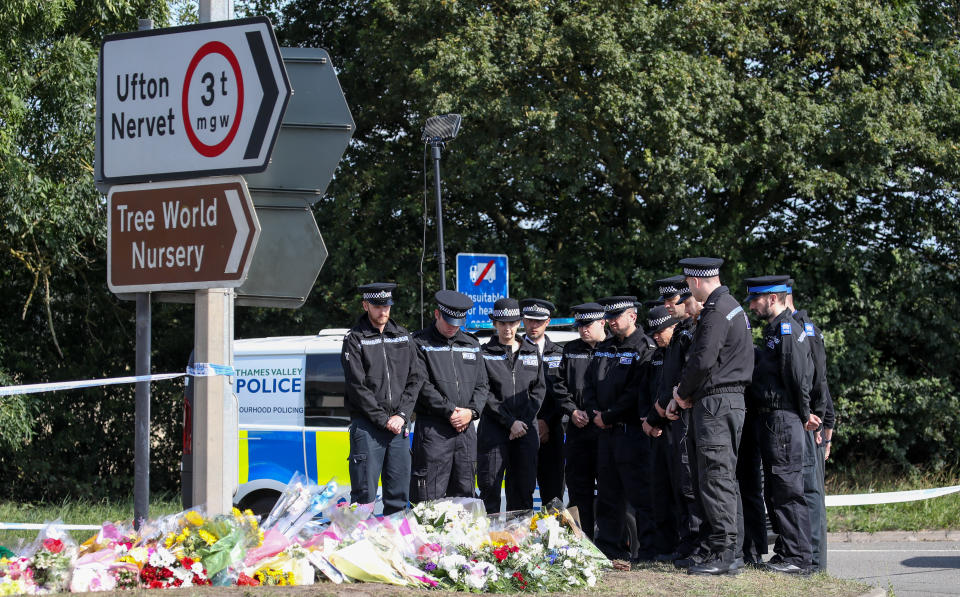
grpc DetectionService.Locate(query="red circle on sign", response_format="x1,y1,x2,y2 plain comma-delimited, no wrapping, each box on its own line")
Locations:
182,41,244,157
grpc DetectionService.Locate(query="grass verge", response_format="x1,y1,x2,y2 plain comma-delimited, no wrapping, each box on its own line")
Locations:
826,463,960,532
0,493,182,549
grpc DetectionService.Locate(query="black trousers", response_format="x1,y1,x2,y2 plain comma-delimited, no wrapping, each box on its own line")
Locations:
651,426,679,555
687,392,745,561
595,425,656,560
738,409,768,560
409,415,477,502
348,416,411,515
667,409,704,555
536,418,565,507
564,424,599,539
758,409,812,568
477,425,540,513
803,428,827,571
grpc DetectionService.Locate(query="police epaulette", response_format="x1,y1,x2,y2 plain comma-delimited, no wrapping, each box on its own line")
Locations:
780,322,792,335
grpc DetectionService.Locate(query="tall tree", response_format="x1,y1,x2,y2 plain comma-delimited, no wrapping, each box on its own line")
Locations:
258,0,960,468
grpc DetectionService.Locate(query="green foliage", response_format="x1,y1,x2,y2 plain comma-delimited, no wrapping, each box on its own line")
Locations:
0,0,958,501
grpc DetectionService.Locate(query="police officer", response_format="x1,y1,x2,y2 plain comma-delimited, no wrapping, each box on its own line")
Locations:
650,277,707,565
520,297,569,508
744,275,818,574
641,305,682,559
341,283,422,515
786,278,835,572
671,257,753,576
584,296,657,561
477,298,546,513
556,303,607,539
410,290,489,502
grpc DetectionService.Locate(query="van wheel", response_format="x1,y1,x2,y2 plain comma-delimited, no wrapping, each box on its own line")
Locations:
237,490,280,520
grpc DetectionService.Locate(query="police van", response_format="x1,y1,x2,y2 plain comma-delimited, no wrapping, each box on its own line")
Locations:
182,324,580,514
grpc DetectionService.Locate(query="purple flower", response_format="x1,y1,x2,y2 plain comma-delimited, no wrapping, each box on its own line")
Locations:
424,562,437,571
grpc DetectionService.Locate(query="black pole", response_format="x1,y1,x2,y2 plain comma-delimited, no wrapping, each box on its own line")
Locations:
432,142,446,290
134,292,150,529
133,17,153,531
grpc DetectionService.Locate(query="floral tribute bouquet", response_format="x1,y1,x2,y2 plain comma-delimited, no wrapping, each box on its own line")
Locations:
419,499,609,593
411,498,489,552
157,506,262,581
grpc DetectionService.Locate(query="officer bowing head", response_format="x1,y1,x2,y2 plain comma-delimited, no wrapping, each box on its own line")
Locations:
744,275,791,322
359,282,396,331
647,305,680,348
656,274,687,319
433,289,474,337
572,302,606,345
680,257,724,302
519,298,555,344
489,297,523,345
598,295,638,339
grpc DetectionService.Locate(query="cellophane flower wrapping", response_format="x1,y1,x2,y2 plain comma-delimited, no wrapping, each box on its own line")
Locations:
21,521,77,593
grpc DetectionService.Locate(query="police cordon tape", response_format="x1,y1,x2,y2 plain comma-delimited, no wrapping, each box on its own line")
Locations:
0,363,235,397
1,485,958,531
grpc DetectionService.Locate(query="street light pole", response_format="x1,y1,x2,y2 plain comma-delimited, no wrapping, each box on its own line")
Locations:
431,141,447,290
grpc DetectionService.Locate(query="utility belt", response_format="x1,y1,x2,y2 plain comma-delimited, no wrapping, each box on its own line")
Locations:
751,394,796,415
606,422,641,433
700,382,747,398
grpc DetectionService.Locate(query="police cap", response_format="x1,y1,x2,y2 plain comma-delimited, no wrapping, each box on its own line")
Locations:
654,275,686,301
519,298,555,321
435,290,474,326
647,305,680,334
359,282,397,306
571,303,605,327
598,296,638,319
744,275,791,303
679,257,724,278
489,297,522,322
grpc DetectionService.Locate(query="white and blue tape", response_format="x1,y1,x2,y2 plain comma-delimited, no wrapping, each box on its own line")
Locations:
0,363,234,397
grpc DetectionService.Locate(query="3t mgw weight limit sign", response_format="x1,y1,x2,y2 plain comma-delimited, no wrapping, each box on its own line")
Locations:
98,17,290,183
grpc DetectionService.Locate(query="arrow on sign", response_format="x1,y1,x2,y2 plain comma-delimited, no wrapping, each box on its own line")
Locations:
107,176,261,293
243,31,278,160
225,189,249,274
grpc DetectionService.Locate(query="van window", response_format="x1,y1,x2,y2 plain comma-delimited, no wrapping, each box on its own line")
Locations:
305,353,350,427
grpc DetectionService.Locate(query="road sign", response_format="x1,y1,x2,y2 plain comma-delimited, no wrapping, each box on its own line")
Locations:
97,17,291,184
456,253,509,329
234,193,328,308
107,176,260,292
244,47,354,199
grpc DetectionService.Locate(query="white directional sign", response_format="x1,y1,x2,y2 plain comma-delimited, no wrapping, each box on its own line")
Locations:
98,17,291,183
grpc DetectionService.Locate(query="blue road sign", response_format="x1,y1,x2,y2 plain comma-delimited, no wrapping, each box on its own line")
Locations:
456,253,509,329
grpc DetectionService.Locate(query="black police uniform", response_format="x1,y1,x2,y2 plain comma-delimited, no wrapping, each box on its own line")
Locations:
557,334,601,539
410,317,489,502
583,299,658,561
644,340,679,556
477,336,546,513
341,285,422,515
532,334,568,507
793,307,831,571
676,265,754,572
648,316,704,558
747,300,814,571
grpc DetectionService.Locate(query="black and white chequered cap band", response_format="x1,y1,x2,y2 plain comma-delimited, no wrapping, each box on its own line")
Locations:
648,314,672,328
658,284,678,295
522,305,550,315
682,267,720,278
491,308,521,318
575,311,605,321
363,290,392,300
438,303,467,318
604,300,634,312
